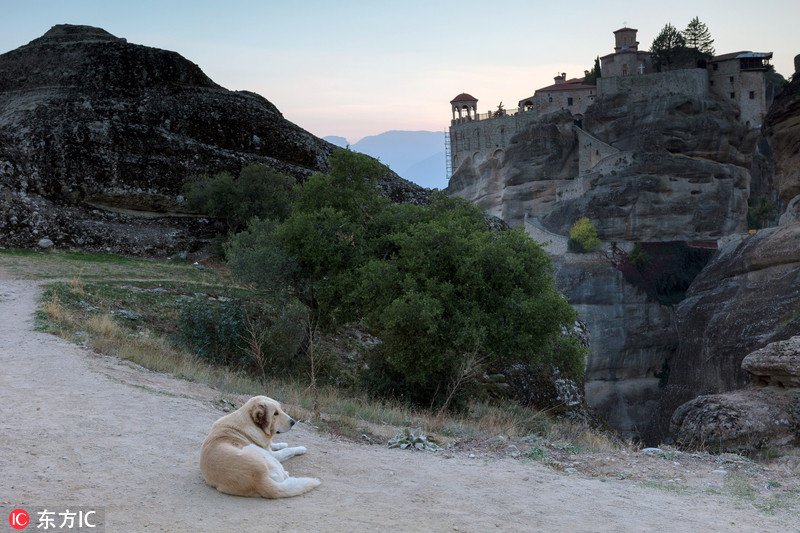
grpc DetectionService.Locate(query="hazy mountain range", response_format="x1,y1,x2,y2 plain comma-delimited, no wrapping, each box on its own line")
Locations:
325,131,448,190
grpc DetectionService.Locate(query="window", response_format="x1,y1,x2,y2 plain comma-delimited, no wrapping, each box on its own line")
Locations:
729,76,734,83
713,63,718,71
567,97,574,106
710,80,714,86
749,91,755,99
730,92,735,99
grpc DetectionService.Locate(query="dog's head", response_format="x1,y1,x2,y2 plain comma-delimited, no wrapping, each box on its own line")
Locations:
245,395,296,438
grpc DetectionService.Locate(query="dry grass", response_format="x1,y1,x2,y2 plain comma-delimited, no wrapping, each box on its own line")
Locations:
35,272,618,454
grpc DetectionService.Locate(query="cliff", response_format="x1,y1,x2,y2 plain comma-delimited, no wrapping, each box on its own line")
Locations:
764,63,800,204
0,25,425,255
448,72,756,242
445,63,800,445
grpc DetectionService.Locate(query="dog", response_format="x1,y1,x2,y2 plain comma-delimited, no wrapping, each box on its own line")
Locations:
200,395,321,498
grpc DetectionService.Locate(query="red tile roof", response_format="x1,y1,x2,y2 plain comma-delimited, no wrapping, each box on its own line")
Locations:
535,78,596,93
450,93,478,103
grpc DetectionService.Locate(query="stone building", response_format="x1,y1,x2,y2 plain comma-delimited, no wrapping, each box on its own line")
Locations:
517,74,597,120
447,27,773,178
708,51,774,129
599,27,653,78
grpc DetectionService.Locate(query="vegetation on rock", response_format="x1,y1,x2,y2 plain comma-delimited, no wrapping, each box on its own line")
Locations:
568,217,602,253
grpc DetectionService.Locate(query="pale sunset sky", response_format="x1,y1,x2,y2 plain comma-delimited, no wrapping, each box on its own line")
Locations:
2,0,798,143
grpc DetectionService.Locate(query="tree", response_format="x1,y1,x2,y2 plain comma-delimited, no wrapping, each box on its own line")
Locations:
226,148,584,410
493,101,505,117
568,217,601,252
682,17,715,56
650,23,687,72
584,56,602,85
182,163,296,232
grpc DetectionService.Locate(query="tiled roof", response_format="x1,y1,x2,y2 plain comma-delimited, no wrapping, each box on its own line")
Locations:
710,51,772,62
535,78,596,93
450,93,477,103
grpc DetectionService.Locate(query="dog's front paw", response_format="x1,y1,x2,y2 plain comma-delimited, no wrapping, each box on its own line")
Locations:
270,442,289,451
290,446,307,455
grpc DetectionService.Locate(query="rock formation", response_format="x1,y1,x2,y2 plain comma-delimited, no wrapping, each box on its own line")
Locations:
763,61,800,205
0,25,425,255
743,336,800,389
554,257,677,439
670,336,800,453
449,82,755,242
646,222,800,443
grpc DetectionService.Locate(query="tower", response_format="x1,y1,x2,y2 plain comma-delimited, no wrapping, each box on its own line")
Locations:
614,27,638,52
450,93,478,123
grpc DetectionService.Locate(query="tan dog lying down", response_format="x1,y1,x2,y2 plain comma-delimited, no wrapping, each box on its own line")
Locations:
200,395,321,498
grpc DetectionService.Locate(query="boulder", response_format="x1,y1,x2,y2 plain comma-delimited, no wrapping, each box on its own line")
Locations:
742,336,800,388
670,389,800,453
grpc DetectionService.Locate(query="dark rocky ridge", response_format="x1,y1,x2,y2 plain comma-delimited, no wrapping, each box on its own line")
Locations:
0,25,426,255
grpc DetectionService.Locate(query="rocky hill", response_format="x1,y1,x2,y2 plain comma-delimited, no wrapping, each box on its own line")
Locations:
0,25,425,256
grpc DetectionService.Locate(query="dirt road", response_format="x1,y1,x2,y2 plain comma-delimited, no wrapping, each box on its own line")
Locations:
0,279,797,532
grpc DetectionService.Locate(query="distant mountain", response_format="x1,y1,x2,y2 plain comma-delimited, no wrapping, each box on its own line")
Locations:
350,130,447,190
323,135,350,148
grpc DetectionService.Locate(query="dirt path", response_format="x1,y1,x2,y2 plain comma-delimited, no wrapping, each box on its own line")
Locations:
0,279,797,532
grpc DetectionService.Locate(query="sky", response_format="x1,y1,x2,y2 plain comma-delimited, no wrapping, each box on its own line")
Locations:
2,0,798,144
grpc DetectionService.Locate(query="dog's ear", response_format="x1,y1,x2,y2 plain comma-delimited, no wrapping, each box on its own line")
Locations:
251,403,270,432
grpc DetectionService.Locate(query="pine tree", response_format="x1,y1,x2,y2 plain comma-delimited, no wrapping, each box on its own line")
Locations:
650,23,687,72
682,17,715,56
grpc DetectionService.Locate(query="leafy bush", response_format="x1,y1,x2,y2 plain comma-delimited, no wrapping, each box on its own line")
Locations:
627,243,652,273
569,218,601,253
226,148,583,410
182,163,296,232
747,196,778,230
177,298,247,367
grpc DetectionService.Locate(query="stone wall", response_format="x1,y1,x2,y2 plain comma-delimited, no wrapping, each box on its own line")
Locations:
597,69,709,102
576,126,622,174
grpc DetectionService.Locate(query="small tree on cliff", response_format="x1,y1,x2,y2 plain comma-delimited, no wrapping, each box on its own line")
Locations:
650,23,687,72
584,56,602,85
568,217,601,253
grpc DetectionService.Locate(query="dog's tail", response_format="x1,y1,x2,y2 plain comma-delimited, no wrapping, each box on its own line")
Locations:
258,476,322,499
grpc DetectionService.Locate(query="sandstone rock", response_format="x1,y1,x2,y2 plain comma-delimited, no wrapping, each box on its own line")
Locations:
649,223,800,442
539,151,749,241
447,111,578,227
449,89,756,242
742,336,800,388
779,194,800,226
0,25,427,255
764,71,800,204
670,389,800,453
554,257,677,440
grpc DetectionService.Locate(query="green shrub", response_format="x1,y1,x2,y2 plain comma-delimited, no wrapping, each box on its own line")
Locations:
226,149,583,410
569,218,601,252
182,163,297,232
628,243,652,273
177,298,247,367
